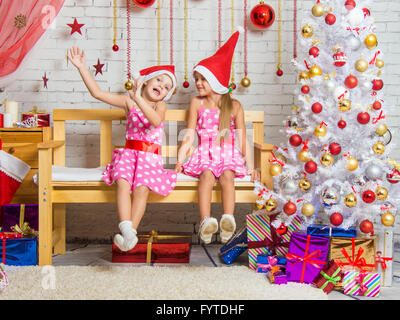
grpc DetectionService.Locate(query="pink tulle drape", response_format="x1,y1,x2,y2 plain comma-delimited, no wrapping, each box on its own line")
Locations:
0,0,65,78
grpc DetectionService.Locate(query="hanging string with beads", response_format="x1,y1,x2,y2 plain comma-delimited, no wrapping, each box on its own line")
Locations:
112,0,119,51
240,0,250,88
183,0,189,88
293,0,297,59
230,0,235,88
170,0,174,65
157,0,161,65
218,0,222,48
276,0,283,76
124,0,133,90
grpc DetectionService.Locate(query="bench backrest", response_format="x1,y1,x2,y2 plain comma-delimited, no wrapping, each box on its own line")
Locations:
52,109,264,167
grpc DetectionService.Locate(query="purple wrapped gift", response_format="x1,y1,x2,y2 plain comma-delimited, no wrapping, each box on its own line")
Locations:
286,232,329,284
1,204,38,234
267,270,287,285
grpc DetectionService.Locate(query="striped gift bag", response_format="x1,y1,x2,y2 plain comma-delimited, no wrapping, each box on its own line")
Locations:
247,212,302,270
343,271,381,297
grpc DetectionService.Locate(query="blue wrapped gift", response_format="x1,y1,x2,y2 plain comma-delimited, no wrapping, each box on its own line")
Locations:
0,235,38,266
306,224,356,238
219,226,247,265
256,254,287,273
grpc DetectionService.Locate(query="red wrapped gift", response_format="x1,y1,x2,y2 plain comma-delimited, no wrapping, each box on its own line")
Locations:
112,230,191,264
313,260,343,294
21,106,50,127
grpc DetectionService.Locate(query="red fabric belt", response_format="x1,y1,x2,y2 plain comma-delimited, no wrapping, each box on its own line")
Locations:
125,140,161,155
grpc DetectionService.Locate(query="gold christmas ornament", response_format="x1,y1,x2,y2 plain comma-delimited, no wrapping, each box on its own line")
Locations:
241,77,251,88
301,24,314,38
364,34,378,49
270,164,282,176
298,178,311,191
320,153,334,167
347,156,359,171
298,150,311,162
265,198,277,212
299,71,310,81
311,4,325,17
376,186,388,200
276,153,287,164
344,193,358,207
124,80,134,91
256,198,266,210
381,211,395,226
338,99,352,112
314,125,327,137
301,203,315,217
372,141,385,155
375,59,384,69
355,58,369,72
375,123,388,136
309,65,322,77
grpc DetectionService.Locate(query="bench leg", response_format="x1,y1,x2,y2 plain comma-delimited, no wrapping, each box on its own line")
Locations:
53,204,66,255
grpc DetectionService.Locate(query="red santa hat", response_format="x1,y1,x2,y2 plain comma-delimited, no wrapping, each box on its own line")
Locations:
137,65,177,101
193,28,242,94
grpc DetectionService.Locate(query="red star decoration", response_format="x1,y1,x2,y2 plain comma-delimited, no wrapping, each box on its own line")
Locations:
67,18,85,35
93,59,105,76
42,72,49,88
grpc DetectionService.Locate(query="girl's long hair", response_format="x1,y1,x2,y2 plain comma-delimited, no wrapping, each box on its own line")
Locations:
216,93,233,144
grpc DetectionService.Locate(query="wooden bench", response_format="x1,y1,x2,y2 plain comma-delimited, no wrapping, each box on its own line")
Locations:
37,109,274,265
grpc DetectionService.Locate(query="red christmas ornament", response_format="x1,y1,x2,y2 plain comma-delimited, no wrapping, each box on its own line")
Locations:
362,190,376,203
330,212,343,226
283,201,297,216
132,0,156,8
357,112,370,124
345,74,358,89
372,100,382,110
345,0,356,10
289,134,302,147
301,85,310,94
359,219,374,234
362,8,371,17
329,142,341,156
333,50,347,67
311,102,323,114
325,13,336,25
276,223,288,235
250,2,275,29
387,169,400,184
276,69,283,77
309,46,320,58
372,79,384,91
183,81,190,88
338,119,347,129
112,44,119,52
305,160,317,174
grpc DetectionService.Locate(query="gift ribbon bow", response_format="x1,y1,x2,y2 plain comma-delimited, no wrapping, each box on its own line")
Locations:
10,205,39,237
336,238,376,271
372,110,385,124
320,268,341,291
355,272,369,296
256,255,283,272
0,232,22,265
268,151,285,167
26,105,47,115
286,234,326,283
375,251,392,270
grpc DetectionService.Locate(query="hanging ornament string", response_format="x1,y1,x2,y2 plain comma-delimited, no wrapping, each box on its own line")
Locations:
124,0,133,90
293,0,297,59
230,0,235,86
218,0,222,48
170,0,174,65
157,0,161,65
276,0,283,76
241,0,250,88
112,0,119,51
183,0,189,88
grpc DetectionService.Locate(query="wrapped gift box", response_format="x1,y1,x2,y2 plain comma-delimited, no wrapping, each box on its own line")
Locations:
219,225,247,265
21,106,50,127
256,253,286,273
313,260,343,294
1,204,38,234
374,227,393,287
247,212,302,270
0,233,38,266
307,224,356,238
343,271,381,297
267,270,287,285
286,232,329,284
112,231,191,263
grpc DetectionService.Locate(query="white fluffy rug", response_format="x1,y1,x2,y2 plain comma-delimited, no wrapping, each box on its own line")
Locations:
0,265,328,300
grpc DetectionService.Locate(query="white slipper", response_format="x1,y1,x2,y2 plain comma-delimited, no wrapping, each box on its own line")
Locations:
219,214,236,243
199,217,218,244
113,233,138,252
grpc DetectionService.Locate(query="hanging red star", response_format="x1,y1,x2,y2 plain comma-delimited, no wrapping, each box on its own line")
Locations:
93,59,105,76
42,72,49,88
67,18,85,35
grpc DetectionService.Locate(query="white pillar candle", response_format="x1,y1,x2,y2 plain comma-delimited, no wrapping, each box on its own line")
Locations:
5,100,18,125
4,113,13,128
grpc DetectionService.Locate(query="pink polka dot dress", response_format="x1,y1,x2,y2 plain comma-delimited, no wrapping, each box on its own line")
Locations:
182,99,248,179
102,106,177,196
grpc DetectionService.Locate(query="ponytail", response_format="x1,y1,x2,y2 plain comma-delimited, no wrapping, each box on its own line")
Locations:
216,93,233,144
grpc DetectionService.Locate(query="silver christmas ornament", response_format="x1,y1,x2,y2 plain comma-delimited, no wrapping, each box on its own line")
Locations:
353,175,370,187
281,179,298,195
361,80,373,92
325,80,336,92
345,34,362,51
365,164,383,180
321,187,340,207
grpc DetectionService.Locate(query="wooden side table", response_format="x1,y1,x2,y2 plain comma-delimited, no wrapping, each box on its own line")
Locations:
0,127,52,203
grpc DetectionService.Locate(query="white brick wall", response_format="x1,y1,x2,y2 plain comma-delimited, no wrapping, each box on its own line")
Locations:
2,0,400,241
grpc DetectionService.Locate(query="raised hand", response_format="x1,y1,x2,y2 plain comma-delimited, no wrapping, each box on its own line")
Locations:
67,46,86,70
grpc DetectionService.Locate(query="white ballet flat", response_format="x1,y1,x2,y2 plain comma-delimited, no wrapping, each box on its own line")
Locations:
219,214,236,243
199,217,218,244
113,233,138,252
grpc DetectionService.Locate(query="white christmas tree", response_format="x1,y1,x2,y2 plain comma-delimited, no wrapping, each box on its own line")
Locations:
255,0,399,235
